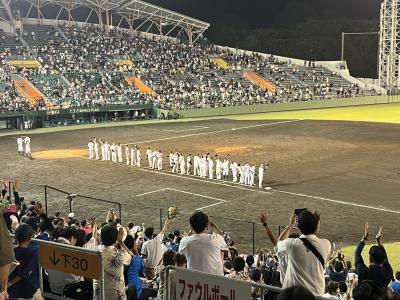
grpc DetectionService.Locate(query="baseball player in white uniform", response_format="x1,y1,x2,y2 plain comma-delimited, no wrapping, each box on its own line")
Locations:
193,154,199,176
100,139,105,161
215,157,222,180
93,137,99,160
125,146,130,165
179,154,185,175
17,137,23,155
156,150,163,170
111,144,117,163
208,157,214,179
104,141,111,161
239,164,245,184
258,164,264,188
24,136,31,157
203,155,209,178
222,158,230,180
88,140,95,159
136,147,141,166
172,153,178,173
186,154,192,175
169,151,174,172
244,163,250,185
146,148,152,168
131,146,137,166
250,165,256,186
152,150,158,169
117,143,123,163
231,161,238,183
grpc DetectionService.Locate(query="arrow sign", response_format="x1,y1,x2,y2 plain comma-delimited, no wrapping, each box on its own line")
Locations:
40,242,100,279
49,250,60,266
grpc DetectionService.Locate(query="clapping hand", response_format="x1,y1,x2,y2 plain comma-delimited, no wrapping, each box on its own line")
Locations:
259,212,268,224
376,227,383,246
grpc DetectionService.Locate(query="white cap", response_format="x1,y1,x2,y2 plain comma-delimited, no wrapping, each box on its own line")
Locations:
68,212,75,218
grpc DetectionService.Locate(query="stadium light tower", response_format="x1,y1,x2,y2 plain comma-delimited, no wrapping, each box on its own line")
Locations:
378,0,400,91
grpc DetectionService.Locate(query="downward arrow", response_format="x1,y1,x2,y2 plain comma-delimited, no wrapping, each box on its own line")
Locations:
49,251,60,266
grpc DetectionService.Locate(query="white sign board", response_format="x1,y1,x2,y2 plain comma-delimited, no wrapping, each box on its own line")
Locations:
175,268,251,300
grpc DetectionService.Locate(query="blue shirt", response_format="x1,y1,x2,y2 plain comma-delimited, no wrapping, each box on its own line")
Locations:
393,281,400,293
127,255,144,296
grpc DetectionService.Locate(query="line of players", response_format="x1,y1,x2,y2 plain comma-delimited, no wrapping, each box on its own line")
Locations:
16,136,32,158
88,138,270,188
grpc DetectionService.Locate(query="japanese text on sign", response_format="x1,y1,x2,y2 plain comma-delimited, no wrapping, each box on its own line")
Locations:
39,243,100,279
175,268,250,300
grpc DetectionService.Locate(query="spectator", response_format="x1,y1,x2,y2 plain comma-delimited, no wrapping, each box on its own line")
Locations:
0,212,14,300
124,235,157,300
47,227,83,295
226,256,250,280
277,286,316,300
141,219,169,279
392,272,400,293
88,223,133,299
355,224,393,288
352,280,389,300
178,211,227,275
8,223,41,299
327,250,348,282
325,281,340,299
277,210,331,296
157,250,176,299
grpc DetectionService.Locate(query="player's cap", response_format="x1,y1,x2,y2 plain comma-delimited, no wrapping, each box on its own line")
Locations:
68,212,75,218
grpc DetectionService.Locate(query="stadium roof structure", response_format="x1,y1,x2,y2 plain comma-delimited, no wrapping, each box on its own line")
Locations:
3,0,210,43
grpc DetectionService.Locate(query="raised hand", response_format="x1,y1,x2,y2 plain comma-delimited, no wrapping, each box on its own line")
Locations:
259,212,268,224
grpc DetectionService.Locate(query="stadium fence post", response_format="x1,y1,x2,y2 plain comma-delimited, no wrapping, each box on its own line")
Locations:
159,209,163,231
44,185,48,215
252,221,255,255
69,198,72,213
118,203,122,223
8,180,12,203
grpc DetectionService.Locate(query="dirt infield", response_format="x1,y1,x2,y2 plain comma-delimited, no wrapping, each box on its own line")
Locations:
1,118,399,253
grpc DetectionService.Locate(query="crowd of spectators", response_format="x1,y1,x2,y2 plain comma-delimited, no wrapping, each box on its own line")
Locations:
0,23,379,113
1,176,398,300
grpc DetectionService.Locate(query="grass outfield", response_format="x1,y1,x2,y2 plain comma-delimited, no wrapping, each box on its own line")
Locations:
228,103,400,123
342,242,400,273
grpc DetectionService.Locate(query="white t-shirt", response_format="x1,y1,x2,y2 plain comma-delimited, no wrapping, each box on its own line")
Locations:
179,233,227,276
141,232,165,268
277,234,331,296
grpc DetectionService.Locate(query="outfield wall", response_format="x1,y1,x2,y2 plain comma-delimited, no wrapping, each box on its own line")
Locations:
163,95,395,118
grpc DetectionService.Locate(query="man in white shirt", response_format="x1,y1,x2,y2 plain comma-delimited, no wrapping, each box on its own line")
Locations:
117,143,123,163
208,157,214,179
179,212,227,276
141,219,169,279
156,150,163,170
24,136,31,158
152,150,158,169
17,137,23,155
88,140,94,159
136,147,141,167
93,137,99,160
146,148,152,168
131,146,137,166
277,210,331,296
125,146,130,165
231,162,238,183
193,154,199,176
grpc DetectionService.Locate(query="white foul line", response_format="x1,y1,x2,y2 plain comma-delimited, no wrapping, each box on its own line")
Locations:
166,188,227,203
195,202,225,210
135,188,169,197
274,189,400,215
121,119,301,146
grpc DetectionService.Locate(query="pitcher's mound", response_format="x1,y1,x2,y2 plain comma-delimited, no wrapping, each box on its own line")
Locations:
33,149,87,160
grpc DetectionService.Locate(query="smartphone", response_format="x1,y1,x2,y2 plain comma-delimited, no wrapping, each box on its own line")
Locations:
167,206,178,219
294,208,307,216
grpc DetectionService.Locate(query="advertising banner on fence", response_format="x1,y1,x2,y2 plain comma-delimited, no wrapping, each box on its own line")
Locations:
175,268,251,300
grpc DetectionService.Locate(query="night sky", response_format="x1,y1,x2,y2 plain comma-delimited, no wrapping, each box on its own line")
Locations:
149,0,382,77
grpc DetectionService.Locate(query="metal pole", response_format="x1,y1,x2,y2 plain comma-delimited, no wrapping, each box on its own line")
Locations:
252,222,255,255
118,203,122,223
159,208,163,231
44,185,48,215
341,32,345,61
8,180,11,203
69,199,72,213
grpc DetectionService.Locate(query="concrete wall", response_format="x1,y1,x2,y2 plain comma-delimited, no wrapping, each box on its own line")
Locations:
167,95,392,118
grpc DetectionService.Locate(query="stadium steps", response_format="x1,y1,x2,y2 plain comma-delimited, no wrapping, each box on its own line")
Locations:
13,79,52,108
124,76,155,95
243,71,277,92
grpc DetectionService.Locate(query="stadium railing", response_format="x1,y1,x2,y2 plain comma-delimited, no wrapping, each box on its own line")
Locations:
165,266,329,300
